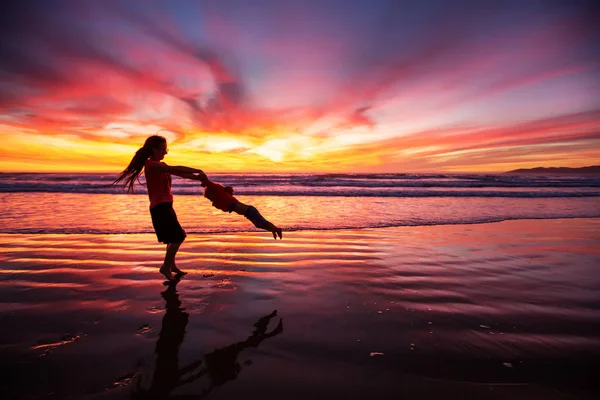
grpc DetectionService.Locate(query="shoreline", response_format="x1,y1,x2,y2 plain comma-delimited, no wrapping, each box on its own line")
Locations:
1,215,599,236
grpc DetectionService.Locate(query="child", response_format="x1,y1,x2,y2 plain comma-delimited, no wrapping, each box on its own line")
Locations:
113,135,207,281
200,178,283,239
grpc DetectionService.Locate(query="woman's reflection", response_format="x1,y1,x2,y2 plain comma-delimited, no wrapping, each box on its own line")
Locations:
134,282,283,399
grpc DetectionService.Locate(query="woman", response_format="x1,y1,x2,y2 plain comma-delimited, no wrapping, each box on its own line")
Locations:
114,135,207,281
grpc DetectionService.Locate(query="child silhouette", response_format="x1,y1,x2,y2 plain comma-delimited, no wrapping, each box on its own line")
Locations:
201,178,283,240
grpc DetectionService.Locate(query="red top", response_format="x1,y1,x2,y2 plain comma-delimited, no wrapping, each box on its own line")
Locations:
144,159,173,209
202,179,237,212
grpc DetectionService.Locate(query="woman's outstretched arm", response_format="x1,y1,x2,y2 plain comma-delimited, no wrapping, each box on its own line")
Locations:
146,162,207,181
175,171,209,183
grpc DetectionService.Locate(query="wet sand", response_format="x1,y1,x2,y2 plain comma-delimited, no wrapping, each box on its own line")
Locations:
0,218,599,399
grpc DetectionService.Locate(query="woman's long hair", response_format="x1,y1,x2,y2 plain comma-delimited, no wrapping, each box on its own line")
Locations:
113,135,166,193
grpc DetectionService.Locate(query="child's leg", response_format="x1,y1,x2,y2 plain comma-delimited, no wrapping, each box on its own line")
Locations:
242,204,282,239
230,202,249,216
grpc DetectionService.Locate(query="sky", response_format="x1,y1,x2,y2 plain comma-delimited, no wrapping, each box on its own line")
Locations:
1,0,599,173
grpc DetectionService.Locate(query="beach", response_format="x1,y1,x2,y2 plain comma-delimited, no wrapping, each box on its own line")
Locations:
1,218,599,399
3,0,600,397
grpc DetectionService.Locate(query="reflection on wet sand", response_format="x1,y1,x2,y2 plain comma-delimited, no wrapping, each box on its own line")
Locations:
134,281,283,399
0,219,598,399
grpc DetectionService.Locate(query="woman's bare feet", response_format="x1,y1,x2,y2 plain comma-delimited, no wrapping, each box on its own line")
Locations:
159,264,174,281
171,265,187,276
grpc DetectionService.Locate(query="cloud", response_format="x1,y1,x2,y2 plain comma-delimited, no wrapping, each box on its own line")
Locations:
0,0,599,171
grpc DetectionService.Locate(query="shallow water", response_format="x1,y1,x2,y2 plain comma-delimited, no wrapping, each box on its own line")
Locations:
0,219,598,399
2,192,600,234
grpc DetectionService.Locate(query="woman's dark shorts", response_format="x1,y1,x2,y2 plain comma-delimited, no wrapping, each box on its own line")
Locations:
150,202,186,244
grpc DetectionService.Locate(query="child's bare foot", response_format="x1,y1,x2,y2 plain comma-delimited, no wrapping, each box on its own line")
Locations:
160,264,174,281
172,266,187,276
271,228,283,239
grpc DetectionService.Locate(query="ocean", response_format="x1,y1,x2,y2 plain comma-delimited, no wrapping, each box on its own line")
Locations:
1,172,599,234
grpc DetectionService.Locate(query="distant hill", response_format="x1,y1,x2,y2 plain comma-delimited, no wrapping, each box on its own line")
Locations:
505,165,600,174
